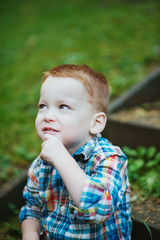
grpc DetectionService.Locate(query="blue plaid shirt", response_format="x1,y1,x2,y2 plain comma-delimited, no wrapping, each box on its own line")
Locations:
19,134,132,239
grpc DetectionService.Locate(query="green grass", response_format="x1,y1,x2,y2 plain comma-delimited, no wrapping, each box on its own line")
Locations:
0,0,160,185
123,146,160,198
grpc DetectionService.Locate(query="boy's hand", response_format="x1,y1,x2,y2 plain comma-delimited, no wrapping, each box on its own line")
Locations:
40,134,66,165
40,134,86,207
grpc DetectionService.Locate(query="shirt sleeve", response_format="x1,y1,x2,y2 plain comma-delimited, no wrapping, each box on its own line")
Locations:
74,155,129,224
19,158,42,223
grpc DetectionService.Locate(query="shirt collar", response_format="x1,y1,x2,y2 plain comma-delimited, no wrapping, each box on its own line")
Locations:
72,133,101,162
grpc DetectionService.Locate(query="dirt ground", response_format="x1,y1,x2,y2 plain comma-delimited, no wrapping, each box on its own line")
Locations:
110,101,160,129
131,189,160,230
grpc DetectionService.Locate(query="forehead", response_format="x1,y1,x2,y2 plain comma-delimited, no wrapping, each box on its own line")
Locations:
40,76,89,101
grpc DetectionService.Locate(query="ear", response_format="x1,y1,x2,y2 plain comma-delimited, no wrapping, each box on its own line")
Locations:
89,112,107,135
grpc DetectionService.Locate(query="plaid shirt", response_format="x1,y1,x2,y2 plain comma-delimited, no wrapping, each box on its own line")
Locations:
19,134,132,239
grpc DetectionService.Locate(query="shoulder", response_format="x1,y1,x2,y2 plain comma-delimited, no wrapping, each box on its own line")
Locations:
93,137,127,161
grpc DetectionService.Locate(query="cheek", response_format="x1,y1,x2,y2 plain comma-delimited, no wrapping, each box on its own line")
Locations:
65,118,79,129
35,116,44,140
35,115,40,131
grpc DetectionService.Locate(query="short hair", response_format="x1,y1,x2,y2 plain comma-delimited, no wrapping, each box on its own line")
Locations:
42,64,111,114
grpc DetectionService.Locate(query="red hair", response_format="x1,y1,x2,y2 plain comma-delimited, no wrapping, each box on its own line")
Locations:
43,64,110,114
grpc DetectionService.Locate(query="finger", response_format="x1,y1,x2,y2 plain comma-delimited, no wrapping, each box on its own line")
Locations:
43,134,52,141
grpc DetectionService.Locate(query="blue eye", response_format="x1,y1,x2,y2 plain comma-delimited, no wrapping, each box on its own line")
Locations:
59,104,70,110
39,103,46,109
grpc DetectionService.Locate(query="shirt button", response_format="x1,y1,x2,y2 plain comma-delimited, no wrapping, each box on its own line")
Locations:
60,205,66,214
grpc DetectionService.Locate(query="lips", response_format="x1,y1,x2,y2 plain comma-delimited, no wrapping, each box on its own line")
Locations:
43,127,59,134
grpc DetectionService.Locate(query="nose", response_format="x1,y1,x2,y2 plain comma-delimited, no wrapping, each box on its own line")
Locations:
44,109,57,122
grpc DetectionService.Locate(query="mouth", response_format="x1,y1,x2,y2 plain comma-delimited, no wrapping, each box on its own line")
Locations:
43,127,59,134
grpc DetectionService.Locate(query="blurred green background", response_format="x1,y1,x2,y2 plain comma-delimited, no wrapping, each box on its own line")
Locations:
0,0,160,186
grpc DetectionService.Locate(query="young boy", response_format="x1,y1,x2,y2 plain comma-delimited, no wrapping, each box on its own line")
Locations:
19,64,132,240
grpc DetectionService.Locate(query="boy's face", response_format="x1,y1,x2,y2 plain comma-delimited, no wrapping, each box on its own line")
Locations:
35,76,96,154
